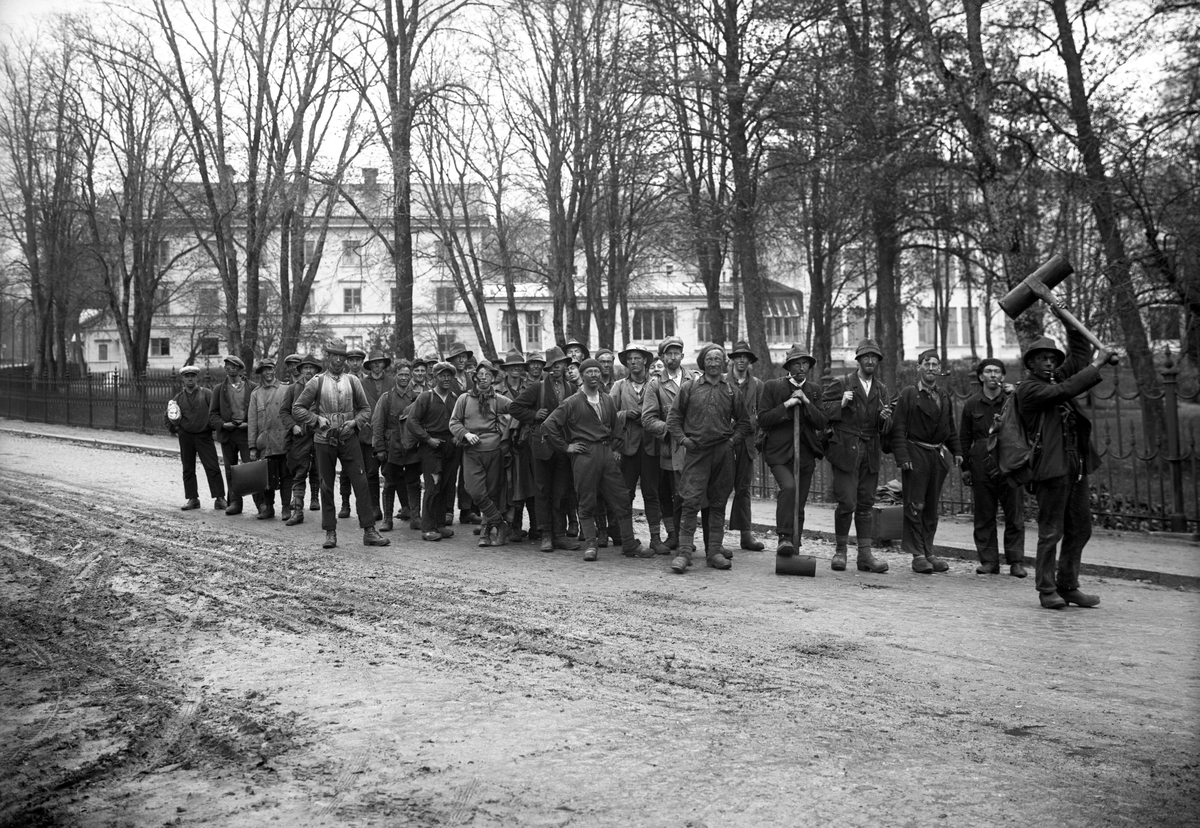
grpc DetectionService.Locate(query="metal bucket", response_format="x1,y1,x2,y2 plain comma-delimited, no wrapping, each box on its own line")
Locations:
229,458,269,498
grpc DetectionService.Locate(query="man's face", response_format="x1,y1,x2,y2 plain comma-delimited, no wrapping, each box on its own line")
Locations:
367,360,386,378
732,354,749,373
475,368,494,391
396,369,411,388
566,346,584,362
452,353,468,370
1030,352,1060,378
663,347,682,372
703,349,725,377
627,353,645,376
857,354,879,377
260,366,276,384
598,354,614,376
224,361,243,381
650,359,663,376
920,356,940,385
582,367,602,391
566,364,581,384
412,364,427,385
788,359,810,383
182,373,198,391
436,370,454,390
287,361,300,379
507,366,522,381
549,359,568,379
527,362,544,380
346,356,364,373
327,353,346,374
300,365,317,383
980,366,1003,391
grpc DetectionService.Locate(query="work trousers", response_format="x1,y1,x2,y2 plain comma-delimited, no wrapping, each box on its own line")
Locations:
1033,458,1091,595
659,465,680,530
831,443,878,542
770,458,815,544
569,445,637,552
315,439,373,531
177,430,225,500
420,439,460,532
219,430,263,508
532,450,573,534
727,442,755,532
677,441,734,554
462,447,506,526
383,460,422,521
341,442,380,516
288,435,316,505
900,444,949,557
972,477,1026,565
261,454,293,510
620,449,662,530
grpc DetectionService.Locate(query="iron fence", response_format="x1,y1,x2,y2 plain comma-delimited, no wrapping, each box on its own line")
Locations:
2,356,1198,532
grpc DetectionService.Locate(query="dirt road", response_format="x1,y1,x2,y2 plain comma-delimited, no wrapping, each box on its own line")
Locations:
1,433,1197,827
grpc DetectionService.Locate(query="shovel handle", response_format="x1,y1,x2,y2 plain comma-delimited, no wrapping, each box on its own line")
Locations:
1049,305,1120,365
793,412,802,537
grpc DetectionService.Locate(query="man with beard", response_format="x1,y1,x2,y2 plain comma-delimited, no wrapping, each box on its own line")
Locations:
821,339,893,573
1017,331,1110,609
543,358,649,561
892,349,963,574
291,339,390,550
757,345,827,557
247,358,293,521
209,355,260,516
373,359,420,532
166,364,227,511
665,344,752,573
725,341,765,554
959,359,1026,577
641,336,687,551
451,360,516,547
510,346,580,552
280,355,322,526
407,362,462,541
611,343,668,554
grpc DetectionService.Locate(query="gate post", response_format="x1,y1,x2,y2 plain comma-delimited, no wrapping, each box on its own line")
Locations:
1161,350,1188,532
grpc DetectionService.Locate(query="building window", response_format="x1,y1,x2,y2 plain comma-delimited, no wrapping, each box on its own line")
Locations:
343,287,362,314
155,283,170,313
341,238,362,266
390,287,398,312
151,239,169,268
150,337,171,357
501,310,542,352
197,286,220,316
97,341,111,361
946,307,960,347
436,286,457,314
199,337,219,356
918,307,936,346
632,309,674,342
766,315,800,343
696,308,725,344
345,335,363,352
436,332,457,355
303,239,317,265
765,295,803,344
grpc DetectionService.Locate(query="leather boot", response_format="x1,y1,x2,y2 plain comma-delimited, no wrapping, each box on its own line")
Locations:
831,536,848,571
670,547,693,574
338,498,351,519
595,516,608,548
706,546,732,570
280,502,292,522
285,501,304,526
214,496,228,511
926,554,949,572
663,517,678,550
493,521,511,547
225,499,243,516
1058,588,1100,607
323,530,337,549
1040,591,1067,609
309,493,320,511
649,529,671,556
912,554,934,574
181,498,200,511
740,530,764,551
552,535,580,551
540,532,554,553
776,535,796,557
363,526,390,547
856,543,889,573
380,490,395,532
566,512,580,538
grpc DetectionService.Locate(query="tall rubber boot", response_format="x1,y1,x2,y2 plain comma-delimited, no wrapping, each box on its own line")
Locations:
380,488,395,532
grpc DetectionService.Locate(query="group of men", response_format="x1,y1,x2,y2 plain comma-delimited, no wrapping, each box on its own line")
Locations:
167,327,1110,609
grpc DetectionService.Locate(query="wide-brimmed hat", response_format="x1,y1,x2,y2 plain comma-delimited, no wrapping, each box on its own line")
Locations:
854,339,883,360
658,335,684,356
501,349,527,368
1022,336,1065,369
431,361,457,377
728,340,758,363
223,354,246,370
180,365,201,376
446,341,473,361
299,355,323,371
543,345,570,366
618,343,653,367
283,353,302,366
782,345,816,371
526,350,546,365
324,338,349,357
365,349,392,369
563,338,590,359
254,358,276,373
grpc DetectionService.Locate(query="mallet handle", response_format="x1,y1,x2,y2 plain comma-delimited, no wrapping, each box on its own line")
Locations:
1049,305,1120,365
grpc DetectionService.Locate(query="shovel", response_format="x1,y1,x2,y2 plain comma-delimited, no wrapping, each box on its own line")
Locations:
776,409,817,577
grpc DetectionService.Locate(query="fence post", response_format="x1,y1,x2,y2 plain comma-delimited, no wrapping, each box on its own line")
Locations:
87,372,94,428
112,370,119,430
1161,351,1188,532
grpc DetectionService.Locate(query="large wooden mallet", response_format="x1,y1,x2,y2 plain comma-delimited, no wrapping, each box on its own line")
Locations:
999,254,1119,365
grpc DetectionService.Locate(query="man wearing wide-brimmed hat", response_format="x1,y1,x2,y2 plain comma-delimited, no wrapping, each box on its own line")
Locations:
510,345,580,552
820,338,893,573
610,343,667,553
406,360,462,541
758,345,827,557
348,349,393,522
372,359,423,531
665,343,752,574
496,350,537,538
280,354,323,525
208,354,261,516
450,360,518,547
525,350,545,383
291,338,390,549
726,340,766,554
1016,330,1111,610
892,349,963,575
247,357,293,521
641,335,688,551
563,337,589,363
446,341,474,394
167,364,226,512
443,341,482,526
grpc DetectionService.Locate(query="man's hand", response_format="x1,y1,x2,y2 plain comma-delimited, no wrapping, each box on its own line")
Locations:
787,389,808,407
534,408,550,423
464,433,481,446
962,470,973,487
1093,349,1115,369
338,423,356,440
681,437,699,451
293,425,303,435
841,390,854,407
567,441,589,455
223,421,236,430
1002,383,1016,394
900,461,913,471
375,450,387,462
249,449,258,460
953,455,963,468
428,437,443,449
880,405,893,421
317,416,329,429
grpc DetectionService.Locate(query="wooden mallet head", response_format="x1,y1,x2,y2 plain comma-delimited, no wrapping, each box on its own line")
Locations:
999,254,1074,319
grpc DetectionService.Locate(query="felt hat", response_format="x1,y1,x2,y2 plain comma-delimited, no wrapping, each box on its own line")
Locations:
254,357,276,373
728,340,758,363
658,335,685,356
526,350,547,365
299,354,323,371
501,349,527,368
1022,337,1065,369
474,359,499,376
543,345,570,367
563,338,590,359
417,352,440,367
223,354,246,370
365,349,392,369
782,345,816,371
618,343,653,367
854,339,883,360
179,365,201,376
976,357,1007,377
324,338,349,357
446,341,473,361
283,353,302,366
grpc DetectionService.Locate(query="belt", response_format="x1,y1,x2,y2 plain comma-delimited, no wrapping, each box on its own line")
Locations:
584,438,612,446
908,439,945,451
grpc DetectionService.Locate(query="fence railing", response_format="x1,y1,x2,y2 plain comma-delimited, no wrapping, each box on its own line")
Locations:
2,357,1198,533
